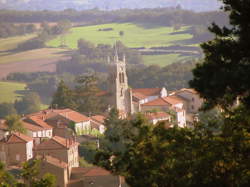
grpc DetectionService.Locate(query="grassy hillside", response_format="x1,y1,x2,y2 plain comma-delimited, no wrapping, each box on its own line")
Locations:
143,54,190,66
0,81,26,103
0,34,36,52
47,23,194,48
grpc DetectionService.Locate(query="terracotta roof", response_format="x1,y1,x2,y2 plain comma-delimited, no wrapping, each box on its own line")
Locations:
22,121,44,132
142,97,170,106
34,136,78,150
175,88,198,95
145,112,170,120
27,116,52,130
132,92,147,100
54,109,90,123
132,88,162,96
90,115,105,124
142,96,183,107
5,132,33,143
72,167,112,177
163,96,183,105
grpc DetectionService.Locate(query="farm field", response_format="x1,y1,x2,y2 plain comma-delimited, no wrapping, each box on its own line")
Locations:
0,34,36,52
0,48,71,79
47,23,194,49
0,81,26,103
143,54,191,67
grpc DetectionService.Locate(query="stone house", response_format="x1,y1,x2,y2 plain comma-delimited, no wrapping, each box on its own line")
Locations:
144,111,171,125
36,154,69,187
0,120,9,140
34,135,79,175
0,132,33,166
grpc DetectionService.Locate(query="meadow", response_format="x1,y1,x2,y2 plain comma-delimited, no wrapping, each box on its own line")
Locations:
0,81,26,103
143,54,191,66
47,23,194,49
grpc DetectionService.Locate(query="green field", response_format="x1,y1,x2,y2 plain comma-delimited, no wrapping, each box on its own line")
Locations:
48,23,193,48
0,34,36,52
0,81,26,103
143,54,190,66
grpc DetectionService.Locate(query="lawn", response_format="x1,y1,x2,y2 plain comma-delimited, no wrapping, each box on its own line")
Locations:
0,34,36,52
143,54,190,66
47,23,193,49
0,81,27,103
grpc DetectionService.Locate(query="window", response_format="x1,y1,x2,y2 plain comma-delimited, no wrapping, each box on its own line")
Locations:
192,97,195,102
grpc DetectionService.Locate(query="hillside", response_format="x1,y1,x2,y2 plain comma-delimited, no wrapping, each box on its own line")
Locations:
0,81,26,103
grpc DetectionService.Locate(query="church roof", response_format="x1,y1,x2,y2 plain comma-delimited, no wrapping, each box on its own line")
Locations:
132,88,162,97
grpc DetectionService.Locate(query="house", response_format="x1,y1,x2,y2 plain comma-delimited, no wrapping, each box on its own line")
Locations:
144,111,171,125
0,132,33,166
23,116,53,142
36,154,69,187
141,95,187,127
34,136,79,174
90,115,106,134
44,109,91,136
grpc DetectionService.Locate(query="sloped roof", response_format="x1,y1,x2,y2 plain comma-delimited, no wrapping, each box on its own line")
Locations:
142,96,183,107
42,155,68,169
27,116,52,130
132,92,148,100
90,115,105,124
71,167,112,177
5,132,33,143
22,121,44,132
56,109,89,123
132,88,162,97
174,88,198,95
34,136,78,151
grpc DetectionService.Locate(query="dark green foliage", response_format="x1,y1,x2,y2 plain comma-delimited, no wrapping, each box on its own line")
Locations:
128,60,196,90
79,142,98,163
5,114,26,133
190,0,250,110
17,39,45,51
14,92,41,115
0,102,17,118
0,162,17,186
51,80,75,109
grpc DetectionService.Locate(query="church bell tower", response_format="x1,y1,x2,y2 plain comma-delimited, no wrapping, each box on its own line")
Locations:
107,51,133,116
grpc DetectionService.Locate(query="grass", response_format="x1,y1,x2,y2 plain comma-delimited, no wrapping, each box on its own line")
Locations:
143,54,190,66
0,34,36,52
0,81,26,103
0,48,70,65
47,23,194,48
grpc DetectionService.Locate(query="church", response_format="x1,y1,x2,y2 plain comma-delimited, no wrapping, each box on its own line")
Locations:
103,52,203,127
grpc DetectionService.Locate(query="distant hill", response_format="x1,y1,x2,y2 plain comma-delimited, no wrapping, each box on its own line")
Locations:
0,0,222,12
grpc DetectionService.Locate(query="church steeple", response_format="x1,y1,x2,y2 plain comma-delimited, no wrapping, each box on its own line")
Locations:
107,51,133,116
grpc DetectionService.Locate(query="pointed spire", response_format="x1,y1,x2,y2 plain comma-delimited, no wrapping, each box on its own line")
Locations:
114,43,119,62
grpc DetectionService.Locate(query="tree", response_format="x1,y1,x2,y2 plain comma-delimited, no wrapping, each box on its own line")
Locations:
51,80,76,109
0,102,17,118
74,74,107,114
5,114,26,133
119,30,124,37
14,92,41,115
189,0,250,110
0,162,16,187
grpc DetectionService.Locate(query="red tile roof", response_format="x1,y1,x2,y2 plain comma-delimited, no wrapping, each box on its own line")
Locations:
53,109,90,123
132,92,148,100
5,132,33,143
27,116,52,130
174,88,198,95
34,136,78,150
142,96,183,107
96,91,109,97
132,88,162,96
90,115,105,124
43,155,68,168
22,121,44,132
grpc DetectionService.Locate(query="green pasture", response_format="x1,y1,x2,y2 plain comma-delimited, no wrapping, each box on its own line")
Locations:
0,34,36,52
143,54,190,67
48,23,193,48
0,81,27,103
